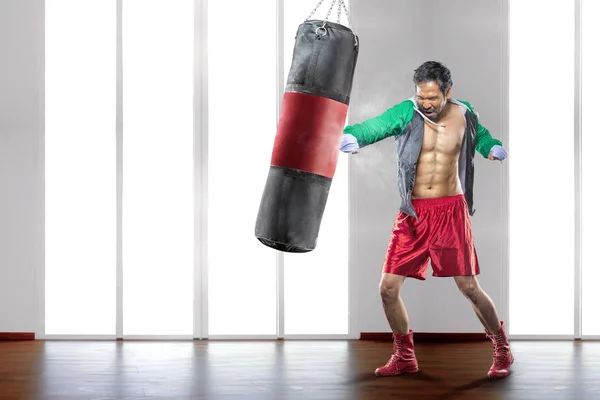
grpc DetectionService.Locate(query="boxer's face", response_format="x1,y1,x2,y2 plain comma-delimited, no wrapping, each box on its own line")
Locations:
415,81,450,122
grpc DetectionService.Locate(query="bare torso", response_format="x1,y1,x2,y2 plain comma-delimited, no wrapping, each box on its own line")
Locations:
412,103,465,199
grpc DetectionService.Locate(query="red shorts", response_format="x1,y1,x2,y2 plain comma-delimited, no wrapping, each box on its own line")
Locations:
383,194,480,280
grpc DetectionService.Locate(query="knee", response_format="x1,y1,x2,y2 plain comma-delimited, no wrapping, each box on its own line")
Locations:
379,280,400,304
457,278,479,301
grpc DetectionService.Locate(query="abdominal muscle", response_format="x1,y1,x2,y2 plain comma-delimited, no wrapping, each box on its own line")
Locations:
411,152,463,199
411,104,465,199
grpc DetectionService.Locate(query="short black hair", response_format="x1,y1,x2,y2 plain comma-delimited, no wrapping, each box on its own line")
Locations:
413,61,453,94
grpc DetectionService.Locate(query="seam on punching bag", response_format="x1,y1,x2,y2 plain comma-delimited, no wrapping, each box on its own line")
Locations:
277,172,292,240
304,32,321,94
271,165,332,186
286,85,349,105
345,42,359,101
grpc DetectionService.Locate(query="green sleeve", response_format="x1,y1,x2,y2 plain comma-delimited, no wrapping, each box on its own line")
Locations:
459,100,503,158
343,100,414,147
475,122,503,157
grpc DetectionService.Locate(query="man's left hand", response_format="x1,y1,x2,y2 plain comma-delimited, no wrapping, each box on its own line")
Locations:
488,145,507,162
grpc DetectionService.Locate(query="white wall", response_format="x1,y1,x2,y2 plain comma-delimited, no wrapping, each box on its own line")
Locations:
0,0,45,333
349,0,508,333
0,0,507,336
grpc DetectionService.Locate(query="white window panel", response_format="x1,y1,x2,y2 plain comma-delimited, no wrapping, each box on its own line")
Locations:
508,0,575,335
281,0,350,335
206,0,278,336
122,0,195,335
45,0,117,335
581,0,600,337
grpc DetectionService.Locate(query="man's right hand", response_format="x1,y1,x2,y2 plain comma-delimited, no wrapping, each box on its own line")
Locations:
340,133,359,154
488,145,507,162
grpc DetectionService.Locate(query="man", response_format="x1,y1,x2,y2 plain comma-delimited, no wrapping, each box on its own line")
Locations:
340,61,513,379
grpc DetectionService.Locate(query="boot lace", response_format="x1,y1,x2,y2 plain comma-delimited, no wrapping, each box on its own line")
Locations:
493,334,511,367
385,339,405,366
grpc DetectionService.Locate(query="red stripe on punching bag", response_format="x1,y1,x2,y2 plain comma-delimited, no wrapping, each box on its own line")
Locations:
270,91,348,179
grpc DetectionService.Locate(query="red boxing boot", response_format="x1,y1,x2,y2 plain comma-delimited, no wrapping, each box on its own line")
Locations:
486,321,514,379
374,330,419,376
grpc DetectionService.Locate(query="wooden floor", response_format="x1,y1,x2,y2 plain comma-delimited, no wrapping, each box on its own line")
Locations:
1,339,599,400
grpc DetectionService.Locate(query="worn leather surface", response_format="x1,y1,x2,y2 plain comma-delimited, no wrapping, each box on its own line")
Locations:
255,166,332,253
285,20,359,105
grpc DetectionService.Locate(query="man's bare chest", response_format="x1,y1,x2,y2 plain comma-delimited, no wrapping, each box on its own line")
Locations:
421,113,465,156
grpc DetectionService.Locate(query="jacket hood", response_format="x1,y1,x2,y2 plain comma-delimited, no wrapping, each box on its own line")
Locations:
408,96,472,127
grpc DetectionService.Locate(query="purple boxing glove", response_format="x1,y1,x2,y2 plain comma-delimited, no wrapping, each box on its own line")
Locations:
340,133,359,153
490,145,507,161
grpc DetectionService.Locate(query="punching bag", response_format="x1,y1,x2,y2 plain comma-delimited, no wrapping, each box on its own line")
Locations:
255,18,359,253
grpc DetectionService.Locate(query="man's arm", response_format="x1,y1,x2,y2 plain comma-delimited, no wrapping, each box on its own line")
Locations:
458,100,504,159
475,121,503,159
343,100,414,148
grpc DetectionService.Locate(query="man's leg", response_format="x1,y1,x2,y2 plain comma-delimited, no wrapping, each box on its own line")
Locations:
379,273,409,334
454,275,500,334
376,209,430,377
427,195,513,379
454,275,514,379
374,273,419,377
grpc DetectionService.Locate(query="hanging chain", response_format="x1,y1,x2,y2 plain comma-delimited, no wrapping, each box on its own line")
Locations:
315,0,336,34
338,0,356,45
324,0,337,22
307,0,349,25
340,0,350,25
307,0,356,44
306,0,325,21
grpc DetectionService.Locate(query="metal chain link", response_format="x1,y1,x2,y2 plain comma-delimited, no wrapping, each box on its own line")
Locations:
324,0,336,22
306,0,352,26
337,0,356,45
339,0,350,25
306,0,325,21
307,0,356,44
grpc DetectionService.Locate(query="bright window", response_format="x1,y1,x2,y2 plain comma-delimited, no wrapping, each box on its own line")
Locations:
508,0,575,335
282,1,350,335
45,0,117,335
45,0,352,338
122,0,194,335
206,0,278,336
581,0,600,336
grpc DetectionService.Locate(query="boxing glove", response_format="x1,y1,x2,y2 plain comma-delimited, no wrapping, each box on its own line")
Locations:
490,145,507,161
340,133,358,153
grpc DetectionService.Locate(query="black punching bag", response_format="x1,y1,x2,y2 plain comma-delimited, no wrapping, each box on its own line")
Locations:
255,19,359,253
